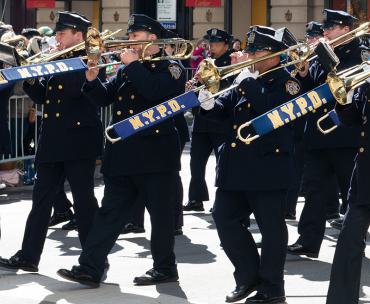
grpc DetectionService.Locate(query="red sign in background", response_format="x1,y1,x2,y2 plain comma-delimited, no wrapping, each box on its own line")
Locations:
26,0,55,9
185,0,221,7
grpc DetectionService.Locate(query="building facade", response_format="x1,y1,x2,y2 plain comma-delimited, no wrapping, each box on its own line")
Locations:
1,0,369,40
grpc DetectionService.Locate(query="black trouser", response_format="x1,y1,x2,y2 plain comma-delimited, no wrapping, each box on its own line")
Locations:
128,172,184,229
21,159,98,265
79,172,178,281
52,176,73,214
188,132,225,202
286,140,340,216
326,203,370,304
213,189,287,297
297,148,356,253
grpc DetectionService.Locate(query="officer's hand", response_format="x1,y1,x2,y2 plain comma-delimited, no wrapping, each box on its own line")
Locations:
199,88,215,110
297,61,310,78
120,48,139,65
230,51,248,64
86,60,99,82
234,68,259,85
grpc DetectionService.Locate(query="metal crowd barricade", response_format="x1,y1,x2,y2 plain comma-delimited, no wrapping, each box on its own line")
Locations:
1,67,196,165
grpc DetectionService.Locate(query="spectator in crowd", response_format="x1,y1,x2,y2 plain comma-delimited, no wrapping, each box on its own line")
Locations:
191,38,207,69
232,38,242,52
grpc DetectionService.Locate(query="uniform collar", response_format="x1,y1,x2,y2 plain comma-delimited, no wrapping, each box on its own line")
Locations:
335,37,360,57
214,49,232,66
258,65,286,84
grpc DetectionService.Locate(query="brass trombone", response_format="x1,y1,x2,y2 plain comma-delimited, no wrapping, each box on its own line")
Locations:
84,34,195,68
316,61,370,134
190,22,369,99
26,28,123,64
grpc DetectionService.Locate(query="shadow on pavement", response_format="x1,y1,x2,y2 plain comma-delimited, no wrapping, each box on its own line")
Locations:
0,272,194,304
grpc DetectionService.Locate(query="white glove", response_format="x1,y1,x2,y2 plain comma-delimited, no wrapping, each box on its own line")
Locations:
234,68,259,85
198,88,215,110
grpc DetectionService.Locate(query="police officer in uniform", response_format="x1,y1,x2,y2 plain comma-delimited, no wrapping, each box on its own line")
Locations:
285,21,341,220
57,14,185,287
200,29,301,303
288,9,369,258
0,12,103,272
183,28,233,212
326,81,370,304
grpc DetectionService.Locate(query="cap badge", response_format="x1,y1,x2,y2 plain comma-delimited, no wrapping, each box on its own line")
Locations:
211,28,218,36
248,32,255,44
128,15,135,26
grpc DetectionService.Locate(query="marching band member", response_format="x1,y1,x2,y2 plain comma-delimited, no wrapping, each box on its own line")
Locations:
0,11,103,273
200,28,301,303
57,14,185,287
326,80,370,304
183,28,234,212
288,9,369,258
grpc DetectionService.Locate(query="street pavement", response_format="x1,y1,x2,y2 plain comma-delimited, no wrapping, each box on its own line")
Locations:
0,149,369,304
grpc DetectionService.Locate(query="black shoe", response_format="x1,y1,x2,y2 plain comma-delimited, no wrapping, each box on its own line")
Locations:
326,212,340,221
57,266,100,288
0,251,38,272
246,292,286,303
49,209,73,227
62,218,77,231
287,242,318,258
285,213,296,220
329,218,343,230
226,284,258,303
121,223,145,234
174,228,183,236
133,268,179,285
183,200,204,211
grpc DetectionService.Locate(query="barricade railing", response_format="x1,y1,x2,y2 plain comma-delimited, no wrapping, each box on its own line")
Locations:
0,67,197,165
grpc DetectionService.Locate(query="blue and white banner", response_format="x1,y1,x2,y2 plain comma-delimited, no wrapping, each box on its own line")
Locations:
238,83,336,142
0,57,87,86
106,91,199,142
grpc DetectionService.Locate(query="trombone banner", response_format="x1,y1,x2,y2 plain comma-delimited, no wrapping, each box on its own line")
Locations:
0,58,87,86
238,83,335,140
107,91,199,141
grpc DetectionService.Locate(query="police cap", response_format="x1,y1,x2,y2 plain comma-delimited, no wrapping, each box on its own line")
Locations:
203,28,233,43
305,21,324,37
55,11,92,33
245,30,287,52
127,14,165,38
322,9,357,29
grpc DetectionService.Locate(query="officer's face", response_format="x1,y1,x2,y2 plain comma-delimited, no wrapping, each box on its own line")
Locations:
127,31,157,55
323,25,349,41
306,35,322,45
209,41,229,59
55,29,83,50
247,50,279,73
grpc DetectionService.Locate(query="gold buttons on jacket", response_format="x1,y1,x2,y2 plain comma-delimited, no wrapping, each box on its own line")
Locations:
238,107,242,112
233,125,238,130
231,142,236,148
312,109,316,113
116,111,122,116
48,86,52,90
323,108,328,113
57,99,61,104
118,96,123,101
43,113,48,118
56,113,60,118
45,100,50,104
77,122,81,126
361,131,365,137
129,109,134,114
247,103,251,108
130,94,135,100
58,84,63,90
275,148,280,153
359,147,365,153
155,129,160,134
